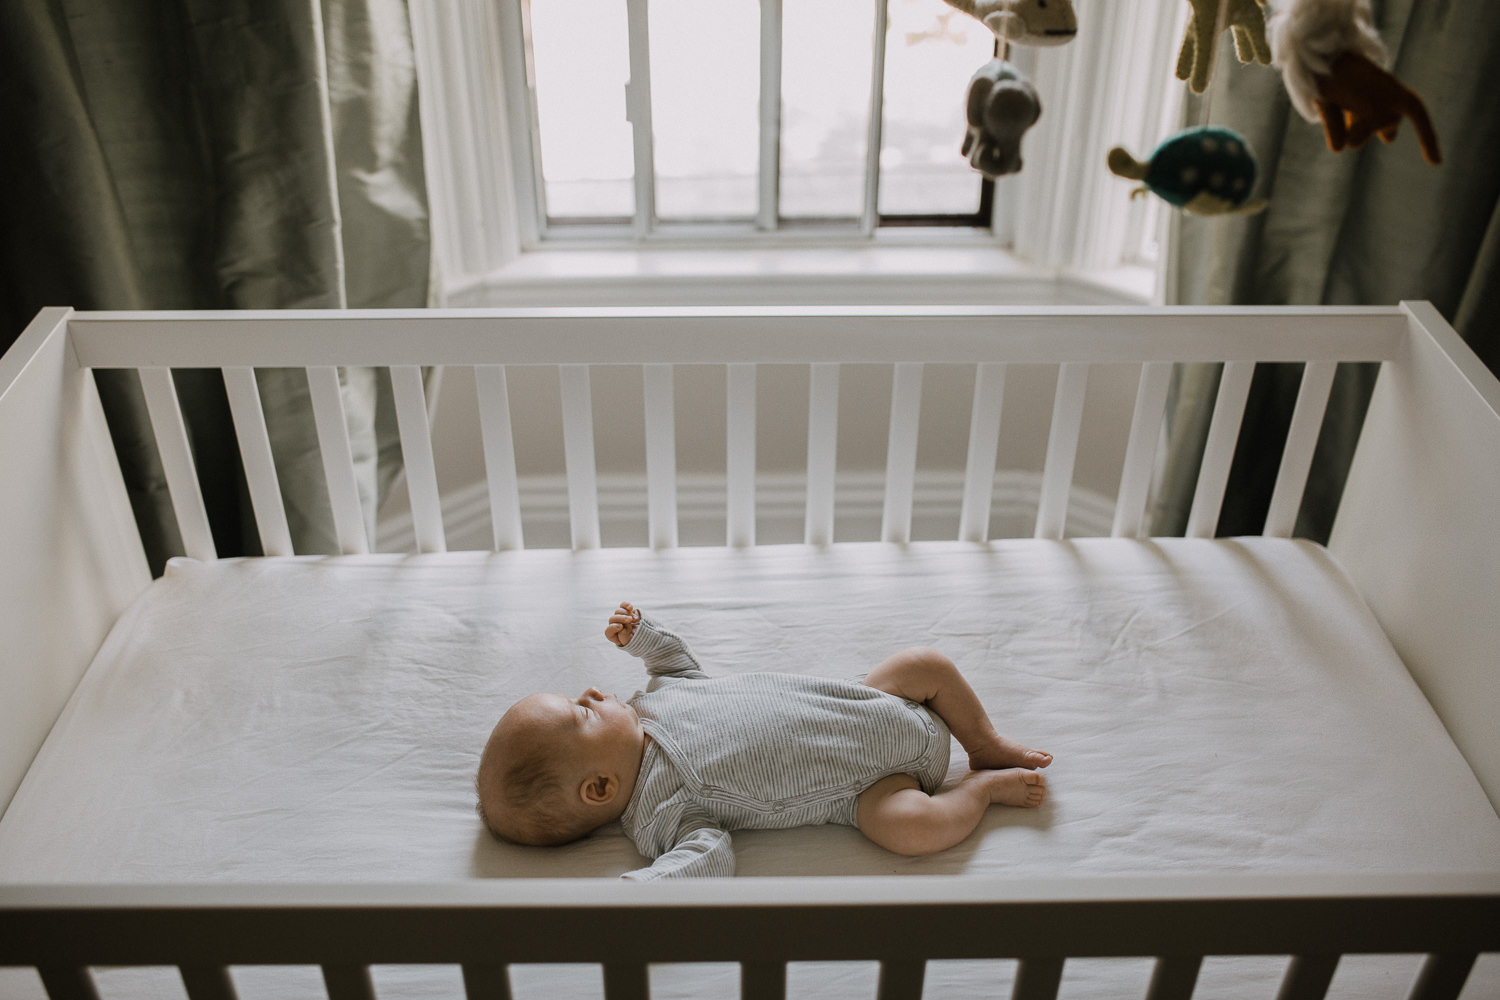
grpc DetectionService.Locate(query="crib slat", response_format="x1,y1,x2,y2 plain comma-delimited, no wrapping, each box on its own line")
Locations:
1276,955,1339,1000
1263,361,1337,538
139,367,217,561
474,365,524,551
959,363,1006,543
391,366,446,554
222,367,294,556
307,366,371,555
180,965,238,1000
322,964,376,1000
1407,953,1477,1000
643,363,679,549
881,363,923,543
727,363,757,547
1111,361,1173,538
559,364,602,550
1145,956,1202,1000
1034,363,1089,540
38,966,99,1000
741,961,786,1000
1011,957,1064,1000
1185,361,1255,539
804,363,840,546
602,961,649,1000
461,963,513,1000
876,960,925,1000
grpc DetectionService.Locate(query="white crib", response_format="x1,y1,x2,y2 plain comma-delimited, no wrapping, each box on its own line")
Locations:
1,303,1497,1000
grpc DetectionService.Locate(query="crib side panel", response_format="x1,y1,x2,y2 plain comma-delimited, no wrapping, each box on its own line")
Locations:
0,309,151,817
1331,302,1500,816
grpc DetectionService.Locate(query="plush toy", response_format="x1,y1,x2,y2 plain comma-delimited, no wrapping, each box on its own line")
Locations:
1176,0,1272,94
1107,126,1268,216
1308,51,1441,163
1268,0,1440,164
962,59,1043,177
941,0,1078,46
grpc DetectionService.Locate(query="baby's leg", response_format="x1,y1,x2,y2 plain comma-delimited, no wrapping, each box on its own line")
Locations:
856,770,1046,856
863,646,1051,770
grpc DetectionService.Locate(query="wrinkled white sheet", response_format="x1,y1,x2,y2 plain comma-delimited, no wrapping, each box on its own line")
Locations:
2,539,1497,998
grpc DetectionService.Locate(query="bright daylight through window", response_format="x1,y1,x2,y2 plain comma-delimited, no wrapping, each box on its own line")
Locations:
514,0,1001,237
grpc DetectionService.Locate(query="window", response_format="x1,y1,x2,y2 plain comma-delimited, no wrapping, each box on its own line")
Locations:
413,0,1186,286
502,0,1006,240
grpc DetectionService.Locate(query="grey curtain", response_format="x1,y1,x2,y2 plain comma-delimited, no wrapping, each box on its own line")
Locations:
1153,0,1499,540
1,0,430,572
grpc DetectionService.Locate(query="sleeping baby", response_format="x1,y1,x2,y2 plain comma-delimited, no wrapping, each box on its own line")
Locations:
475,602,1050,879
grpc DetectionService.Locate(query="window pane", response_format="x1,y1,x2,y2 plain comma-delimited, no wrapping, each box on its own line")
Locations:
878,0,992,216
779,0,876,221
649,0,759,221
529,0,634,220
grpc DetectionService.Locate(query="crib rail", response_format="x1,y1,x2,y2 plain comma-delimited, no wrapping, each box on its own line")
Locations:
3,874,1497,1000
63,306,1406,556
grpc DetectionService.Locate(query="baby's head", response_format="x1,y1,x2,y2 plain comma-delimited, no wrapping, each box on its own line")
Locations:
476,687,645,846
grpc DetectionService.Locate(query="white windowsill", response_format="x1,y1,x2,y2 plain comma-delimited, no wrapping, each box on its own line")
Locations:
442,236,1159,309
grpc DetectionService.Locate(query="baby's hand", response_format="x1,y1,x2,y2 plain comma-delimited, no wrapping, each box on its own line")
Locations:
605,601,642,647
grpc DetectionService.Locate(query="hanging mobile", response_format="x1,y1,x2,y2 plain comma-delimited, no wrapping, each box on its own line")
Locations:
1268,0,1441,164
943,0,1067,179
1176,0,1272,94
962,55,1043,178
1107,126,1268,216
940,0,1077,47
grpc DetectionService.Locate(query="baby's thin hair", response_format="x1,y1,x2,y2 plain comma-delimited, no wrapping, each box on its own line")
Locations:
477,741,592,846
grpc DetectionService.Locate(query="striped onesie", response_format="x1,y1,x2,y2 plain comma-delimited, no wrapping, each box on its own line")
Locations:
618,615,953,880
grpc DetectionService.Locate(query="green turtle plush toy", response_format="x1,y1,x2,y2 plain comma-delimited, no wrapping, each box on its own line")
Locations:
1107,126,1268,216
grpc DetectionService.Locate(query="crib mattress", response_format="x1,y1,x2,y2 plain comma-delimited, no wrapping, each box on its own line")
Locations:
3,538,1498,998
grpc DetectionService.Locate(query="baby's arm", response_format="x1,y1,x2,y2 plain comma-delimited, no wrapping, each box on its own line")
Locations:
621,825,734,880
622,795,735,879
606,602,708,679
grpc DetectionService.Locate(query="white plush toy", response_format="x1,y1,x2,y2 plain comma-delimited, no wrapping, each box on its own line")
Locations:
1267,0,1387,122
941,0,1078,46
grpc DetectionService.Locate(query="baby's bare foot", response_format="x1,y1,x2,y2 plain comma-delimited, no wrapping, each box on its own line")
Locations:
970,767,1047,808
968,733,1052,772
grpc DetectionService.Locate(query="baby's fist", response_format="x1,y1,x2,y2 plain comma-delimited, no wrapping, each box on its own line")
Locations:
605,601,642,647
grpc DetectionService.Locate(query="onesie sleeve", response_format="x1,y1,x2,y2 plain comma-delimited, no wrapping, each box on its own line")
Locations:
621,814,735,880
621,614,708,679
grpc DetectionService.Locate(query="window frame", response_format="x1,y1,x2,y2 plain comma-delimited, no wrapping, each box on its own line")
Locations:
410,0,1184,301
495,0,1000,247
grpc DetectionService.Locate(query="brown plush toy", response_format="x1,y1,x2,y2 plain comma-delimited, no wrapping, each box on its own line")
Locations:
1312,50,1442,164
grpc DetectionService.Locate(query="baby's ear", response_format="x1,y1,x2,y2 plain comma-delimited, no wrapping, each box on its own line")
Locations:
580,774,617,806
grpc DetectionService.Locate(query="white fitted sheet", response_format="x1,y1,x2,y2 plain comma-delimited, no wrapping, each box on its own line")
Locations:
2,538,1497,998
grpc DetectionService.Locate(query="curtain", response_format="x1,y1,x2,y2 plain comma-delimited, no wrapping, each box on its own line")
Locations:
1152,0,1500,540
0,0,430,573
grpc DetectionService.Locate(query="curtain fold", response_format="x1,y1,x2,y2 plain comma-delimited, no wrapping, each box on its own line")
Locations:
1,0,429,572
1153,0,1500,540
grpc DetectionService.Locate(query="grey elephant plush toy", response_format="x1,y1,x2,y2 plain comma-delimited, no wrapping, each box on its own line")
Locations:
962,59,1043,178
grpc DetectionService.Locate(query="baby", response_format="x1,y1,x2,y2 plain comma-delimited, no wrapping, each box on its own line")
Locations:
476,602,1050,879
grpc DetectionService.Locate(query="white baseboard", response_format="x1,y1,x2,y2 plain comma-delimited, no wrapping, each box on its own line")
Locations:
378,470,1115,552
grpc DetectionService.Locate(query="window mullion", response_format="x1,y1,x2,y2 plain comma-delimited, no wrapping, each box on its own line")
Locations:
757,0,782,232
625,0,656,238
860,0,889,235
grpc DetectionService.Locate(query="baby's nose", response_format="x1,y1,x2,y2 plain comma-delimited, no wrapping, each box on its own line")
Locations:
582,686,604,701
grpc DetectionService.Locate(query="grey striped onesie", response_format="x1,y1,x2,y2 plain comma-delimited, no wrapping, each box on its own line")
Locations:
618,615,952,880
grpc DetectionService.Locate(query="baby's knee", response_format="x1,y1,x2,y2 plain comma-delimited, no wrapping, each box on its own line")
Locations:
903,646,954,670
894,646,958,685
